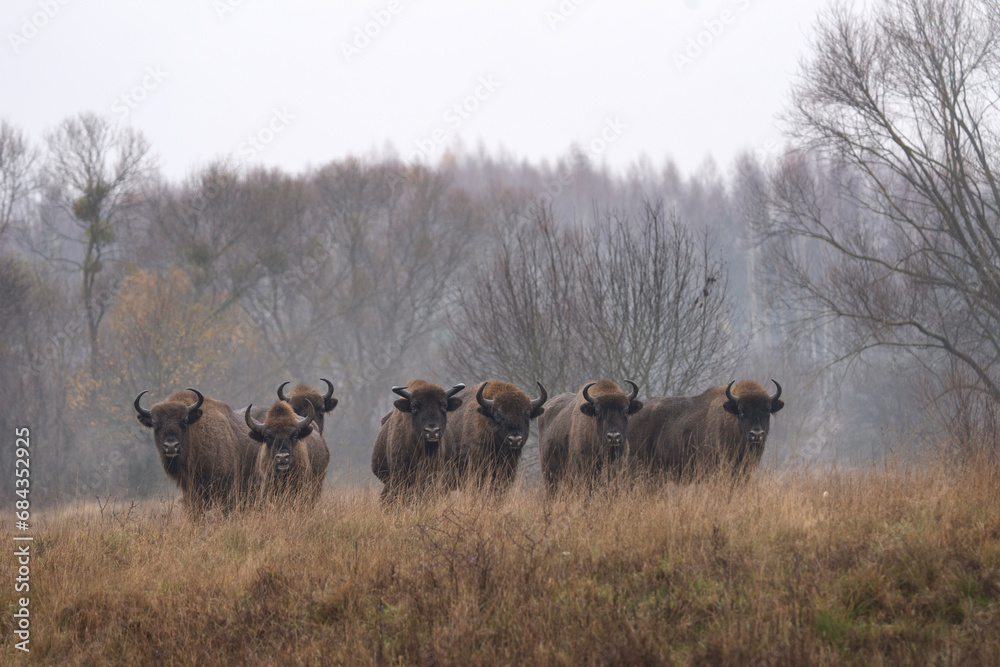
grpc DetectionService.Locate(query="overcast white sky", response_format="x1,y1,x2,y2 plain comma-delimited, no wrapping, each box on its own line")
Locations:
2,0,830,182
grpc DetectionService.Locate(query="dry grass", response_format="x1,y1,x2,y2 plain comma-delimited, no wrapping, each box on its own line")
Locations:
2,457,1000,666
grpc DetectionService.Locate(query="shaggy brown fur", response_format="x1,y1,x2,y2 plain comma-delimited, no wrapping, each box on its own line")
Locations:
538,380,642,494
628,379,784,480
135,389,259,518
443,380,545,495
245,400,328,508
371,379,464,504
278,379,338,434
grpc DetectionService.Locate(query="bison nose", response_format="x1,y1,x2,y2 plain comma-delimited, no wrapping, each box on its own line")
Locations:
505,434,524,449
163,439,179,458
424,426,441,442
748,427,765,442
606,431,623,447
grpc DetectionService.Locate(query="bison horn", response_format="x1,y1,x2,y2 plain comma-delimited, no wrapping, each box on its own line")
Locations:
133,390,151,419
244,405,266,434
321,378,335,400
446,383,466,398
277,381,291,402
391,385,411,400
726,381,739,404
770,378,782,402
186,388,204,413
623,379,639,402
295,400,315,430
582,382,597,404
476,382,494,411
531,381,548,412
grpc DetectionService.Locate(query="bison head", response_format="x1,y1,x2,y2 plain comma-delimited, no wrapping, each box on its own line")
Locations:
723,379,784,450
245,400,315,475
277,379,338,434
392,381,465,453
476,381,547,452
134,388,204,468
579,380,643,451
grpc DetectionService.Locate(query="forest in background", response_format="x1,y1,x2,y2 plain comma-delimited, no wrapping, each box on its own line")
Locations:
1,0,998,504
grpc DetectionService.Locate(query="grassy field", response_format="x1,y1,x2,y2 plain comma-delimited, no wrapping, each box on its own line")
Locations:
2,457,1000,666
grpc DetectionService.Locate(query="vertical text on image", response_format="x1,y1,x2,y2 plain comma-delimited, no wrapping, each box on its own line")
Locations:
13,426,32,653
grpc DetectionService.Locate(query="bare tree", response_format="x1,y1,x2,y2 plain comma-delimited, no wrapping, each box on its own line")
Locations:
747,0,1000,406
448,201,743,396
0,120,37,243
40,112,155,373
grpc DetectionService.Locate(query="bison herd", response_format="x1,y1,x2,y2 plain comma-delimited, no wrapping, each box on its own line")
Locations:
133,376,784,516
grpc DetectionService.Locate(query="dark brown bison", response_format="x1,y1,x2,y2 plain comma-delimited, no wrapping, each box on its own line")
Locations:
371,379,465,503
245,398,329,507
276,379,338,434
538,380,643,494
628,379,784,480
134,388,259,517
443,380,547,495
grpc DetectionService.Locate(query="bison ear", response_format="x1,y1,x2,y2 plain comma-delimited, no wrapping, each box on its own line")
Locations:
136,413,153,428
579,402,596,417
477,406,493,419
324,397,339,413
248,430,265,443
529,405,545,420
770,398,784,414
393,398,412,413
627,400,643,415
723,400,739,415
297,425,314,438
447,397,463,412
187,409,203,424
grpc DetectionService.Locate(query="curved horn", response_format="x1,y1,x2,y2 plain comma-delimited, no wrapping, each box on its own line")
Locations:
725,381,739,403
582,382,597,404
186,388,204,413
244,404,265,435
391,385,411,399
133,390,151,419
769,378,782,402
446,383,466,398
476,382,494,411
321,378,335,400
295,400,315,430
277,381,291,402
623,379,639,402
531,381,548,412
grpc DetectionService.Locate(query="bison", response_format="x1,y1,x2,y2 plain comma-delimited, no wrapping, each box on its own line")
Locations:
371,379,465,503
276,379,338,434
245,396,329,508
443,380,547,495
538,380,643,494
628,379,784,480
134,388,259,518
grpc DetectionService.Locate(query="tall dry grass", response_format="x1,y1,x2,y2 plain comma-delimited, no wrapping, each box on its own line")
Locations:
2,456,999,665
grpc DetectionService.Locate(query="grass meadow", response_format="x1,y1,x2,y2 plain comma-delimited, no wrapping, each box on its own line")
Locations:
2,456,1000,665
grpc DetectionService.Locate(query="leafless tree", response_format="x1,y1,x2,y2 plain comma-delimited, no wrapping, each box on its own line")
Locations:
0,120,37,244
746,0,1000,408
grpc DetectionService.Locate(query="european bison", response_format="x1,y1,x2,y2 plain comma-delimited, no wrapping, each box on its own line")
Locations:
443,380,547,495
371,379,465,503
245,398,329,507
276,379,338,434
538,380,643,494
628,379,784,480
134,388,259,517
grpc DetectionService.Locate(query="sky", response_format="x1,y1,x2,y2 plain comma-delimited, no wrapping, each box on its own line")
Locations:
2,0,830,183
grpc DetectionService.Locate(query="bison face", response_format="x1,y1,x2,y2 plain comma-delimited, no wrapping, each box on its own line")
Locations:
723,380,784,450
476,381,547,452
579,381,643,454
246,401,315,475
134,389,204,468
393,383,465,454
